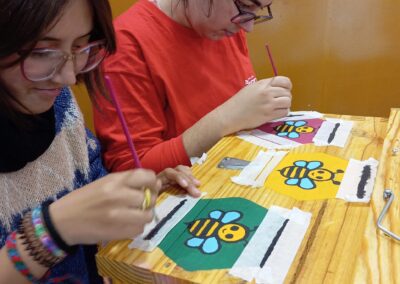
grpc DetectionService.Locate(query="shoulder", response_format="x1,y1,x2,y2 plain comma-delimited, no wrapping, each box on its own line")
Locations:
229,31,250,54
114,0,159,33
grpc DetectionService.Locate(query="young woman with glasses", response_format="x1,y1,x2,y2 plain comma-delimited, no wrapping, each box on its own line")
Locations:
94,0,293,174
0,0,200,283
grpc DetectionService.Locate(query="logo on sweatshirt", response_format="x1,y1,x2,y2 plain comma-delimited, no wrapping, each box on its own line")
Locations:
245,75,257,86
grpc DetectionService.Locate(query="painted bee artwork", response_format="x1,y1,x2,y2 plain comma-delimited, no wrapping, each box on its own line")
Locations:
279,160,344,190
273,120,315,139
185,210,249,254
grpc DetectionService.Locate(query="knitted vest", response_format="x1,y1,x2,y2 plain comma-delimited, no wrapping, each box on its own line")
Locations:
0,88,107,283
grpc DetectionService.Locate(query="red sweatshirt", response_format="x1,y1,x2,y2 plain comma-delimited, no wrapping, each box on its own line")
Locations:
94,0,256,173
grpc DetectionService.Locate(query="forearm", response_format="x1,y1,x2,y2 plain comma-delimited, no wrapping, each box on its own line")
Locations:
182,107,228,158
0,234,48,284
140,136,191,173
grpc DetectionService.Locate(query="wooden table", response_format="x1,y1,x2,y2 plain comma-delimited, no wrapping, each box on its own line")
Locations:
97,109,400,283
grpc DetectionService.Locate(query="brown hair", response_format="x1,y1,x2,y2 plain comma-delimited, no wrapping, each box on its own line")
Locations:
0,0,116,120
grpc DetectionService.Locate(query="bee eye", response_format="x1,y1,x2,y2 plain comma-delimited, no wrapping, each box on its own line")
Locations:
316,176,323,179
318,170,324,174
226,234,234,239
231,226,239,231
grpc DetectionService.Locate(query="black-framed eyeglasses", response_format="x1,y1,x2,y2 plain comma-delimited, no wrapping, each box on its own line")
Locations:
231,1,273,25
20,40,107,82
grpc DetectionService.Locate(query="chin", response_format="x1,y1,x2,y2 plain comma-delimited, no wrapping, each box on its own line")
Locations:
28,101,56,114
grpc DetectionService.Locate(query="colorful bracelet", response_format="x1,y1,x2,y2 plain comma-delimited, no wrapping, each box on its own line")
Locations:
19,211,61,267
41,202,78,255
6,231,39,283
32,207,66,258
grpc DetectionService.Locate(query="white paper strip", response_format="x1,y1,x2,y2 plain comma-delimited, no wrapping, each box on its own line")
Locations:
313,119,353,147
231,151,287,187
229,207,312,284
336,158,379,202
253,151,288,187
190,153,208,165
237,130,301,149
128,194,203,251
272,111,324,122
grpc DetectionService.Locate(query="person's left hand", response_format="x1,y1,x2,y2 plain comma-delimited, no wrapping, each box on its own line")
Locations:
157,165,201,197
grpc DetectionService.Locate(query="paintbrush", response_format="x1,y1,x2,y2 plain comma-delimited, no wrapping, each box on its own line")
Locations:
265,44,278,76
265,44,291,116
104,75,159,223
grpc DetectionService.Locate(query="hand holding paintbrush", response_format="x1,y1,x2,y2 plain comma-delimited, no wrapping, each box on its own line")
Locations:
104,76,201,222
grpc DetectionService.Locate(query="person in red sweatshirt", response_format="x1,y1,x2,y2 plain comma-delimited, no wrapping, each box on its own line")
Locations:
94,0,292,173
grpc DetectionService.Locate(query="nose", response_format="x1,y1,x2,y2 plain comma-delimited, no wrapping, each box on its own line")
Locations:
51,59,77,86
237,20,255,32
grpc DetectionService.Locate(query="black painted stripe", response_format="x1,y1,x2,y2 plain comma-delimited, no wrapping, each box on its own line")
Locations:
357,165,371,199
327,123,340,143
260,219,289,268
144,199,187,240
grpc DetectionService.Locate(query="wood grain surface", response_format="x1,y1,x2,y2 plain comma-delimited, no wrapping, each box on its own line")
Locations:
97,111,399,283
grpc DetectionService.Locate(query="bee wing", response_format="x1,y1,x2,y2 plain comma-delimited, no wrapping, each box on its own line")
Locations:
209,210,223,219
285,121,295,126
294,160,307,167
294,120,307,127
300,178,316,189
186,237,205,248
288,132,300,139
221,211,242,223
306,161,322,170
285,178,300,186
277,132,289,137
202,237,220,254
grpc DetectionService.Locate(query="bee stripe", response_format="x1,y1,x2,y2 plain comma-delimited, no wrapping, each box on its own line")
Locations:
196,219,211,236
286,167,298,178
206,222,220,237
190,220,201,233
283,167,291,176
276,124,290,132
299,167,307,178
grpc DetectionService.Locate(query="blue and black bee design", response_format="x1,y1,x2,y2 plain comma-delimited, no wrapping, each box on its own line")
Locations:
279,160,344,190
274,120,315,139
185,210,249,254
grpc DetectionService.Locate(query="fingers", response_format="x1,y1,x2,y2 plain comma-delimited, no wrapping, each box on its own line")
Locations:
273,96,292,109
105,208,154,239
272,108,290,119
257,77,292,99
104,169,161,210
119,169,161,194
269,76,292,90
158,166,202,197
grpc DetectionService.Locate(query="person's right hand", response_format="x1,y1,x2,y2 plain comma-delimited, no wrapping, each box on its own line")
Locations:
49,169,160,246
216,76,292,135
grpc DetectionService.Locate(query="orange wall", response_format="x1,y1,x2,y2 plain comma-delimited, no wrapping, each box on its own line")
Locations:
247,0,400,117
77,0,400,131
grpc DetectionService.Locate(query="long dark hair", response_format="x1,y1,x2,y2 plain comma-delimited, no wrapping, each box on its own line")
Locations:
0,0,116,120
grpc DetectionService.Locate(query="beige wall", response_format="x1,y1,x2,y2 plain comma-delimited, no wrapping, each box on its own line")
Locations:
77,0,400,132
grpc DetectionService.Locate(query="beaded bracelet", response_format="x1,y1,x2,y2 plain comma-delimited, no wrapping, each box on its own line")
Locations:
19,211,61,267
6,231,40,284
32,206,66,258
